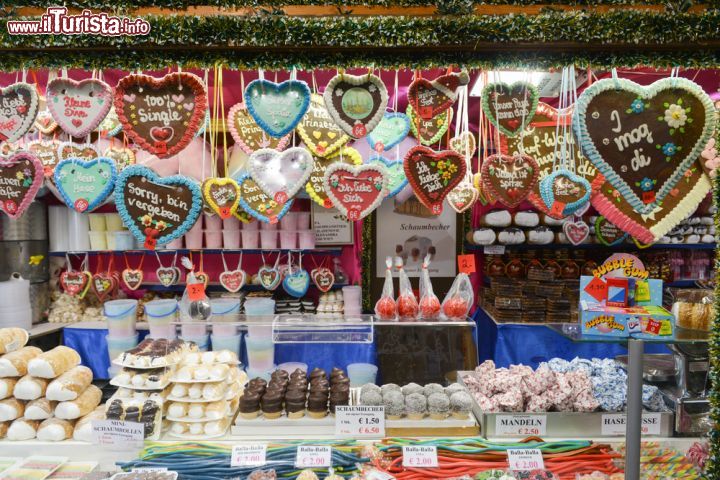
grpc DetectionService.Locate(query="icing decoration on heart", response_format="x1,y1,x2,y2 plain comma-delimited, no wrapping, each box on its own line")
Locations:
46,77,113,138
366,112,410,153
60,270,91,296
369,156,407,198
481,81,539,137
54,157,117,212
323,72,388,138
449,132,477,160
563,219,590,246
633,237,654,249
235,172,293,224
196,109,210,137
104,146,136,172
57,142,99,162
407,71,469,120
595,216,628,246
194,271,210,288
282,269,310,298
306,146,362,208
227,101,290,154
311,267,335,293
0,152,43,219
407,104,452,146
0,82,39,143
573,76,715,215
323,163,389,221
26,139,60,177
121,269,144,291
297,93,349,157
34,110,58,135
92,272,117,302
258,265,281,291
114,165,202,249
97,106,123,137
248,147,313,204
700,137,720,178
156,267,178,287
446,180,479,213
539,170,592,217
404,146,466,215
202,177,241,219
114,72,208,158
245,78,311,138
481,154,539,208
219,270,246,293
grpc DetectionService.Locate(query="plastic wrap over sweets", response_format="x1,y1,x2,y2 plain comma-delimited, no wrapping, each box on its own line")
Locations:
374,257,396,320
419,255,441,319
396,256,419,321
179,257,211,321
441,272,474,321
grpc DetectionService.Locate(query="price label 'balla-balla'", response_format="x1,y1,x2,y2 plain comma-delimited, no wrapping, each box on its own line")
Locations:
295,446,332,469
507,448,545,471
402,446,438,468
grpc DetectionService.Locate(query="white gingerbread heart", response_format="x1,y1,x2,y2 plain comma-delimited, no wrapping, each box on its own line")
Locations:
248,147,313,204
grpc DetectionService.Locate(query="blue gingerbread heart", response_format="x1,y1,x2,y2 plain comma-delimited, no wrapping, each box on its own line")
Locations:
370,156,407,198
245,79,311,138
366,112,410,152
54,157,117,212
539,170,592,218
282,269,310,298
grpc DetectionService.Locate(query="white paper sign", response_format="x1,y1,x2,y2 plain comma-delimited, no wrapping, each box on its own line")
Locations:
335,406,385,437
601,413,662,436
495,414,547,436
402,446,438,468
132,468,168,473
507,448,545,471
91,420,144,448
231,444,267,467
295,446,332,469
483,245,506,255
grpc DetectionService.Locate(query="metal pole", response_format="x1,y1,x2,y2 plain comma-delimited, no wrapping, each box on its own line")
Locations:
625,339,644,480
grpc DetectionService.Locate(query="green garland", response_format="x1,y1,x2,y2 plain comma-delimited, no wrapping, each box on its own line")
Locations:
361,213,374,313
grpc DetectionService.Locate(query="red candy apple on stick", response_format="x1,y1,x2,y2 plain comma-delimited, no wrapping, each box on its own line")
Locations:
374,256,397,321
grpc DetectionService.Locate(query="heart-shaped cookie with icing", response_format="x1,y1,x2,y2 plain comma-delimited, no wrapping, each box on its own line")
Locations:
404,146,466,215
258,265,281,290
104,146,135,172
26,139,60,176
235,172,293,224
407,104,452,146
595,216,628,246
407,71,469,120
121,269,144,291
306,146,362,208
369,156,407,199
245,79,311,138
47,77,113,138
311,267,335,293
539,170,592,217
449,132,477,159
481,154,539,208
92,272,117,302
34,110,58,135
114,165,202,249
202,177,241,220
57,142,99,162
481,81,539,137
323,72,388,138
0,82,39,143
227,101,291,154
0,152,43,219
60,270,91,296
114,72,208,158
282,269,310,298
98,106,123,137
54,157,117,212
366,112,410,153
296,93,349,157
156,267,179,287
248,147,313,204
324,163,389,221
446,181,479,213
563,219,590,246
219,269,246,293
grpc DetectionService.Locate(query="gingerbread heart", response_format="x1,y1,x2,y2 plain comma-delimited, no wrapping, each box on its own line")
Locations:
92,272,117,302
54,157,117,213
407,71,469,120
114,165,202,249
156,267,179,287
114,72,208,158
539,170,592,218
407,104,452,146
258,265,281,290
481,81,539,137
235,172,293,224
563,219,590,246
97,106,123,137
323,73,388,138
595,216,628,246
574,76,715,215
369,156,407,198
245,79,311,138
26,139,60,176
297,93,349,157
449,132,477,160
59,270,91,296
446,181,479,213
104,146,136,172
0,82,39,143
47,77,113,138
227,101,290,154
57,142,99,162
311,267,335,293
481,154,539,208
121,269,144,290
202,178,241,220
219,269,246,293
324,163,389,221
404,146,466,215
0,152,43,219
34,110,58,135
306,147,362,208
282,269,310,298
366,112,410,153
248,147,313,204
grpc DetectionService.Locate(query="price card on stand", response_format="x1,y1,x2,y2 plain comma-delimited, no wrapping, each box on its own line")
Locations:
601,413,662,436
231,444,267,467
295,446,332,469
507,449,545,471
483,245,505,255
495,414,547,436
335,406,385,437
457,254,476,274
91,420,144,448
402,446,438,468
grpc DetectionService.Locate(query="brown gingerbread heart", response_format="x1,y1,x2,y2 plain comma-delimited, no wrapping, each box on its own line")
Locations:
407,71,469,120
481,154,539,208
403,145,466,215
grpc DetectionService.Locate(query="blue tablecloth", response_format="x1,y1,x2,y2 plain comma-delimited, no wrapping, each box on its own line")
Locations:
474,308,669,369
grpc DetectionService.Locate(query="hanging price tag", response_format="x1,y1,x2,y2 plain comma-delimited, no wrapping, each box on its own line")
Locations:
402,446,438,468
483,245,505,255
231,444,267,467
457,254,476,274
507,448,545,471
295,446,332,469
187,283,206,301
335,406,385,437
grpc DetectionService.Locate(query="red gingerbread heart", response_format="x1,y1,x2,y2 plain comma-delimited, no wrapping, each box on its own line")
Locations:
403,146,467,215
59,270,90,296
407,71,469,120
121,269,144,291
91,272,117,302
323,163,389,221
563,220,590,246
219,269,246,293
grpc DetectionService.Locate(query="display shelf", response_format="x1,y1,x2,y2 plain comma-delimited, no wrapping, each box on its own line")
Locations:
545,323,709,344
466,243,717,252
49,248,343,256
28,322,73,339
140,283,348,292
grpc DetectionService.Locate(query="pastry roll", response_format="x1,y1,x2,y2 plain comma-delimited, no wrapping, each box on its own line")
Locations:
0,346,42,377
0,421,6,439
202,400,227,420
47,366,93,401
188,384,203,399
204,419,227,435
167,402,187,418
0,328,29,354
28,346,81,379
37,417,76,441
202,382,225,400
0,398,25,421
73,406,105,442
25,398,57,420
14,375,49,400
55,385,102,420
6,417,39,440
0,378,17,399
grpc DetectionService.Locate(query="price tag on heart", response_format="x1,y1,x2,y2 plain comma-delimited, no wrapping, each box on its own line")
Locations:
187,283,206,301
295,446,332,469
334,406,385,437
457,254,476,274
231,444,267,467
402,446,438,468
549,201,566,218
507,448,545,471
